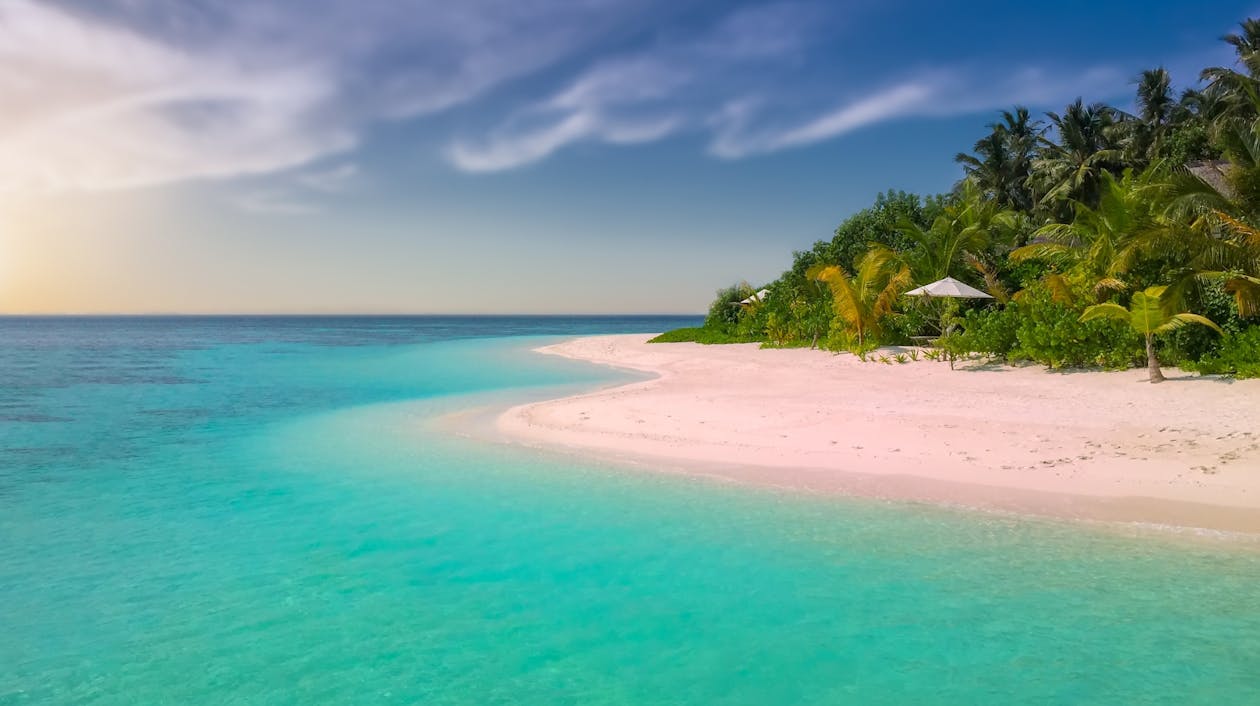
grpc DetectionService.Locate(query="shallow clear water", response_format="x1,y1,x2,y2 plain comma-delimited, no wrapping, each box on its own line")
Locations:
2,316,1258,705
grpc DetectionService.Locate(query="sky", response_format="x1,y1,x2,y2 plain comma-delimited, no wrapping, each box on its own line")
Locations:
1,0,1257,314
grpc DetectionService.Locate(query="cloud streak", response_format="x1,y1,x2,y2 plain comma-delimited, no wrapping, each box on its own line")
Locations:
706,65,1131,160
0,0,652,192
447,2,819,172
445,0,1140,173
1,0,1175,189
0,1,348,191
709,82,936,159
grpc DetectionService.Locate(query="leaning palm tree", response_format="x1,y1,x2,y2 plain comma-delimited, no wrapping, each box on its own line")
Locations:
1080,286,1223,383
808,249,911,351
1201,19,1260,121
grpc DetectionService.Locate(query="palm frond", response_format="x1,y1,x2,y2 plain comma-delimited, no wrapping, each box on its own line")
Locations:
1079,302,1130,325
1155,313,1225,335
1224,275,1260,317
1215,210,1260,248
1044,273,1076,305
1092,277,1128,298
1010,242,1071,263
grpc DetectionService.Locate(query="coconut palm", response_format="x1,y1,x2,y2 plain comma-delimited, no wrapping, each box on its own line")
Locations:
1137,68,1176,127
1179,85,1231,125
1116,68,1176,166
1201,19,1260,120
1013,167,1171,295
893,180,1020,284
1177,205,1260,317
1080,286,1223,382
1031,99,1127,210
1165,157,1260,315
956,107,1043,211
808,249,911,350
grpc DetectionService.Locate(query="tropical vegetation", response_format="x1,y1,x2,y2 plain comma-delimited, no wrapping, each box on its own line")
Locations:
667,18,1260,380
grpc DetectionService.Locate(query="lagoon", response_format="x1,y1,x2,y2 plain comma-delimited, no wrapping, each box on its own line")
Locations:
2,316,1258,704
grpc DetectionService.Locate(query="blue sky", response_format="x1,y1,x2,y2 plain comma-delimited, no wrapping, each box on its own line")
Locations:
1,0,1256,313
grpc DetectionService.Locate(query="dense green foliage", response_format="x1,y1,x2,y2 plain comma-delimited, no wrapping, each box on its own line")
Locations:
647,327,758,344
655,18,1260,379
1183,327,1260,377
703,283,757,331
941,285,1141,369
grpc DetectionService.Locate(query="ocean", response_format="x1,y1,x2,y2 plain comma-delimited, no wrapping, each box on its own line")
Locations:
2,316,1258,705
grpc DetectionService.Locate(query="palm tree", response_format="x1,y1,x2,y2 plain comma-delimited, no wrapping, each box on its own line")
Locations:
1137,68,1176,127
1201,19,1260,120
1206,212,1260,316
1032,99,1126,210
1117,68,1175,166
1179,85,1231,125
808,249,911,350
1203,116,1260,213
893,180,1020,284
1165,156,1260,315
1080,286,1223,382
956,107,1043,211
1013,167,1171,296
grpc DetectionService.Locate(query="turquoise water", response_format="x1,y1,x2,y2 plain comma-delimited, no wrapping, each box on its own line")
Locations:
2,317,1259,705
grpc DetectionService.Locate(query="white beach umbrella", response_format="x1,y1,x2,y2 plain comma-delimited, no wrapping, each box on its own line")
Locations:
904,278,993,364
904,277,992,299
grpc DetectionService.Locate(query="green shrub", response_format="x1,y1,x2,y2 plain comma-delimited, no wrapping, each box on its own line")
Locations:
648,327,758,344
704,283,757,333
883,305,933,345
949,305,1021,357
820,321,883,355
1181,326,1260,378
1008,287,1141,368
1163,279,1246,365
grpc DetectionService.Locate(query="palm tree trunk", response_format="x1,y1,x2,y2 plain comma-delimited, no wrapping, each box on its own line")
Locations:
1145,334,1165,383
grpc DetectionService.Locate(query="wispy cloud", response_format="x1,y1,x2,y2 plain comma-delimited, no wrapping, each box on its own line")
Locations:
707,64,1136,159
445,0,1144,173
709,82,936,159
445,56,689,174
0,0,652,192
0,1,349,191
446,2,823,172
0,0,1199,188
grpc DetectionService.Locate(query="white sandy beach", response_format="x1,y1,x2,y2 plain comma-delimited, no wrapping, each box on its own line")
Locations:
498,334,1260,533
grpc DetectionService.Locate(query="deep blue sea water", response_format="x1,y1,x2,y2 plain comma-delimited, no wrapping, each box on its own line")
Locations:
2,316,1259,705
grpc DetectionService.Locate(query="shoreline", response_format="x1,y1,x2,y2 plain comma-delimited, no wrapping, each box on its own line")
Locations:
493,334,1260,535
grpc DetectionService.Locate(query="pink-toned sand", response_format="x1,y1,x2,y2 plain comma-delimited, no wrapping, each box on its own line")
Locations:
497,334,1260,533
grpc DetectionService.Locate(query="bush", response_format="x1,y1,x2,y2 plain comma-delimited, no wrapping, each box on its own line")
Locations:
1181,326,1260,378
648,327,758,344
949,305,1021,357
1007,287,1141,368
883,305,934,345
704,283,757,333
820,324,879,355
1163,278,1245,365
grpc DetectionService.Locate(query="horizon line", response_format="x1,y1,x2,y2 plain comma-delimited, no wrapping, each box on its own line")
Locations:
0,312,706,318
